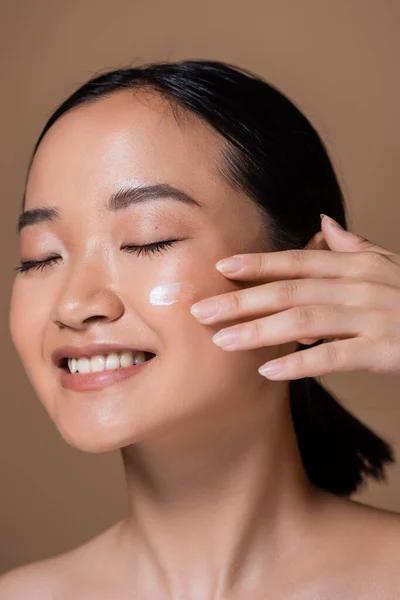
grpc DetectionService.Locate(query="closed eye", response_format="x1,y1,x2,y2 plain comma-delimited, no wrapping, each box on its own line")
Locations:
15,256,61,274
15,239,184,274
122,239,184,256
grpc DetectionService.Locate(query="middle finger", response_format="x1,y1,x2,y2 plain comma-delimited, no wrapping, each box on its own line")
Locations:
190,279,398,324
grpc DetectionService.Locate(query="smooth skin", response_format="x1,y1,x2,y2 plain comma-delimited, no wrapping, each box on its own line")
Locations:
2,89,400,599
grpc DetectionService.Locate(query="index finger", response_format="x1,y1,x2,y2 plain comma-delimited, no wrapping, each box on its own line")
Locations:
214,249,386,281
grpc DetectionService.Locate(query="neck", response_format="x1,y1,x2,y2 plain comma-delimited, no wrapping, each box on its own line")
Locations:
116,381,321,598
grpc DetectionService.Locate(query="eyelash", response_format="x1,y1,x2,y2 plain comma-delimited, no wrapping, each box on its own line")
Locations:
15,240,180,274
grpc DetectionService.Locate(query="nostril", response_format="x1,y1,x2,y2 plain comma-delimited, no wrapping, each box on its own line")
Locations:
83,315,110,324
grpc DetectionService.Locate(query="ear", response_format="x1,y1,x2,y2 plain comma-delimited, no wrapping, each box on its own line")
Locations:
297,230,329,345
303,230,330,251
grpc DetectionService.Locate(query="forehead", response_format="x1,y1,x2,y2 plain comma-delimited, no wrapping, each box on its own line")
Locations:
24,90,227,211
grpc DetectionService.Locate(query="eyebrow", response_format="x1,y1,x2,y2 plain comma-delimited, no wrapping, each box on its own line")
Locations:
17,183,205,233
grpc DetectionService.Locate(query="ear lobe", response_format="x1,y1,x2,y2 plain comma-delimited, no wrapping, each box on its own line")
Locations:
303,230,329,251
297,336,321,345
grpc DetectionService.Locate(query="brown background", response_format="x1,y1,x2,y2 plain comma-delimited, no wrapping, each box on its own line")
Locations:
1,0,399,574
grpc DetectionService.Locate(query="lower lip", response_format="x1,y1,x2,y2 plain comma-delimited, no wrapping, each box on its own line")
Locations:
58,357,155,391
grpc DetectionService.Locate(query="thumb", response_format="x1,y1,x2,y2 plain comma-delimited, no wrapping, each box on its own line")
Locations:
320,214,392,255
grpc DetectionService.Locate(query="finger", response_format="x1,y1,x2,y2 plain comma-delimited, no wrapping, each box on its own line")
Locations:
190,278,399,324
321,215,396,256
258,337,373,380
212,304,365,351
215,249,398,285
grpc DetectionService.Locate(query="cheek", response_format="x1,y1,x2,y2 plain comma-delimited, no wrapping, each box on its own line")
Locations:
9,282,47,363
145,250,241,310
144,269,244,351
138,272,269,424
146,281,211,352
145,281,205,346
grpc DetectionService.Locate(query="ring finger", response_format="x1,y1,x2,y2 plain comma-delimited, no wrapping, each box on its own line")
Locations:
212,304,367,350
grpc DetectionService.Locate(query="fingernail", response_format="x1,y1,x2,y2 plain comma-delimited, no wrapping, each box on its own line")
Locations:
215,256,244,273
213,328,238,347
320,214,343,229
190,298,219,319
258,359,284,376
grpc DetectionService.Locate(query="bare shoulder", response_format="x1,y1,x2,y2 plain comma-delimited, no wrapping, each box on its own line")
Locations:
0,521,123,600
343,499,400,595
322,492,400,578
355,500,400,565
0,557,59,600
342,495,400,544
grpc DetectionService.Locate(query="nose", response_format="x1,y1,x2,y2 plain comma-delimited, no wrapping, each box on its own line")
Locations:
51,264,125,331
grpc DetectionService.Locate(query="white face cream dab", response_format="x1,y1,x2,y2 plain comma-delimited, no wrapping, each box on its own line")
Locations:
149,283,196,306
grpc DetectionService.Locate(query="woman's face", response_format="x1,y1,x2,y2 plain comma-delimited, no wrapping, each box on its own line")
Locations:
10,90,280,452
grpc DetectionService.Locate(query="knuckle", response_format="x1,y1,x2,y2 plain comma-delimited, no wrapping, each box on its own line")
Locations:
323,341,340,368
257,252,269,274
225,291,243,314
296,306,317,329
280,280,300,304
289,249,307,267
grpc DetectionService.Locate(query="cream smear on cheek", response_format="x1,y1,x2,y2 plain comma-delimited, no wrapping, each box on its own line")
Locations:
149,283,197,306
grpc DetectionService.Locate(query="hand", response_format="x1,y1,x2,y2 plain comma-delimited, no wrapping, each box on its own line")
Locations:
190,215,400,380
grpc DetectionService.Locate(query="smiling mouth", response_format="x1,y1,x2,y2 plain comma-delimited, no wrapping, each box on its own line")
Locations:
59,350,156,374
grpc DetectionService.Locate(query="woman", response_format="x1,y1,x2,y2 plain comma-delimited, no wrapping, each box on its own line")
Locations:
2,59,400,598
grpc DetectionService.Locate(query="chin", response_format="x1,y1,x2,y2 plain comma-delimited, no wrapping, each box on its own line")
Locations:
55,423,116,453
47,398,138,453
54,419,141,454
51,398,175,453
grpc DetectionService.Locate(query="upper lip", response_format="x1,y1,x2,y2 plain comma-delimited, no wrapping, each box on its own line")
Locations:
51,343,156,367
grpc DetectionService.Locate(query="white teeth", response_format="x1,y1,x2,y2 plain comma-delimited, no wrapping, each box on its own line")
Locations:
66,351,150,374
120,351,134,368
90,355,105,372
105,353,119,370
77,357,91,374
68,358,78,373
